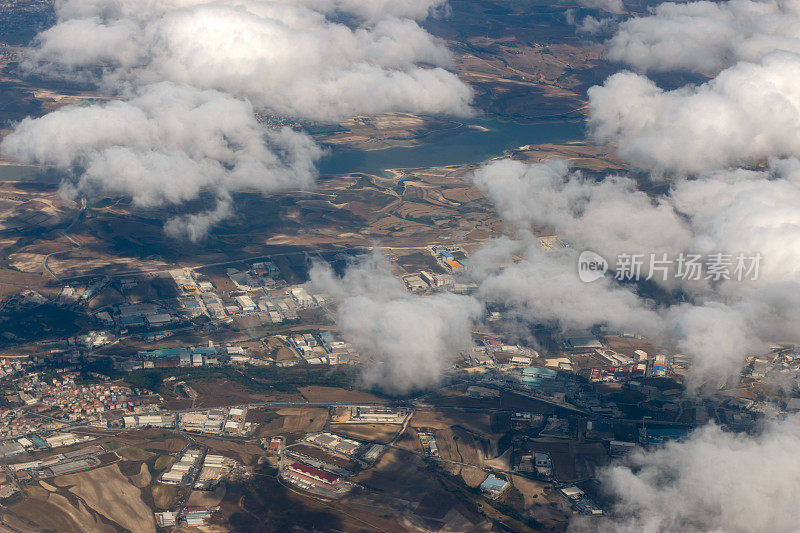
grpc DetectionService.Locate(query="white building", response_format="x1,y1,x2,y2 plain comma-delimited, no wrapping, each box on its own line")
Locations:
235,295,256,312
290,287,315,308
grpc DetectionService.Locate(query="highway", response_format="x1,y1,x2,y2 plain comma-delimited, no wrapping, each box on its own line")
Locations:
52,243,448,285
55,246,371,284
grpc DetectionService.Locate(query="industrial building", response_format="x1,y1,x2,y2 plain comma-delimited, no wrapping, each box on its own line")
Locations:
283,461,343,489
534,452,553,479
146,313,173,326
185,507,211,527
48,458,95,477
560,486,604,515
0,441,25,458
178,407,249,436
403,274,428,292
124,414,174,428
290,287,314,308
155,511,176,527
305,432,362,457
562,331,603,351
349,406,407,423
194,454,239,490
235,295,256,312
479,474,509,498
443,259,464,272
609,440,637,455
652,354,668,377
362,444,385,462
418,432,438,456
266,436,284,454
520,366,559,388
161,449,202,484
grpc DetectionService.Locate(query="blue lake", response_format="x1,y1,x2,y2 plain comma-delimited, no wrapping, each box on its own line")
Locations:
0,119,586,183
318,118,585,175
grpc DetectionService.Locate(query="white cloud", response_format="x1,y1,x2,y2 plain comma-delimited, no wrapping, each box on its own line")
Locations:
607,0,800,73
588,52,800,174
576,3,800,388
665,302,761,389
579,0,625,15
671,165,800,285
1,82,322,239
478,242,663,337
576,14,617,35
667,165,800,386
24,0,473,121
471,158,800,388
559,4,800,525
53,0,448,24
277,0,449,23
578,416,800,533
471,159,692,262
5,0,472,238
309,251,482,393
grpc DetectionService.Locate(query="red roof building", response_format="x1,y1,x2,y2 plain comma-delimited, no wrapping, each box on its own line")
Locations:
285,462,341,486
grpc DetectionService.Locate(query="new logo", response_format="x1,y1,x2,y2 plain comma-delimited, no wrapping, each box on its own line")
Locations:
578,250,607,282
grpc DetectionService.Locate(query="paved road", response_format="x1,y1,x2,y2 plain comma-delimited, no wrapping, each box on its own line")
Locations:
56,246,372,284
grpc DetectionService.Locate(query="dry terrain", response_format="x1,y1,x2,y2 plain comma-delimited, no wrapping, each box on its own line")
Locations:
327,423,402,444
6,485,116,533
298,385,387,404
4,462,157,533
53,464,156,533
187,485,227,507
270,407,329,435
313,113,469,151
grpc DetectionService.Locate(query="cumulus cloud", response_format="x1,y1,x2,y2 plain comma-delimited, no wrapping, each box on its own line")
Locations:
578,0,625,15
668,164,800,384
607,0,800,73
280,0,449,23
467,157,800,391
576,1,800,387
471,158,800,388
1,82,322,239
23,0,472,121
671,164,800,284
163,193,234,242
471,159,692,262
591,1,800,174
576,15,618,35
5,0,472,237
553,3,800,526
588,52,800,174
579,416,800,533
471,237,754,387
53,0,448,24
665,302,760,388
478,241,663,336
309,251,482,393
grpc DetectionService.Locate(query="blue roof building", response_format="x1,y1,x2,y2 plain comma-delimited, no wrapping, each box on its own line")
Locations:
120,316,146,327
192,346,217,356
480,474,509,497
523,367,558,379
643,427,690,444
